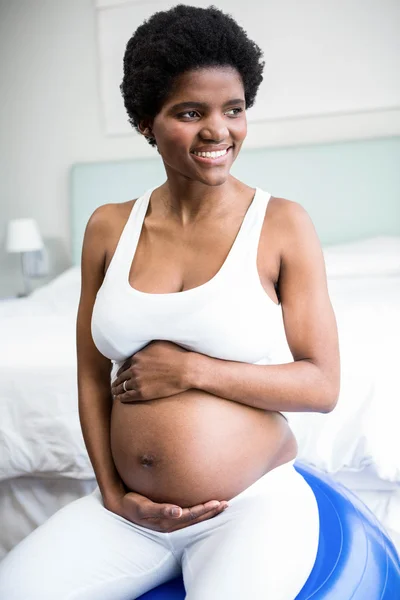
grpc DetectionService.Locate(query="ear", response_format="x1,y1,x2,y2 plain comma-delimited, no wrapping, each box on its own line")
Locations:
138,119,154,139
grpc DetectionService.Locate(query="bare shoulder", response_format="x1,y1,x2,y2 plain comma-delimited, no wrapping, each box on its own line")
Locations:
267,196,323,260
81,200,137,278
267,196,314,233
268,196,329,307
85,200,136,239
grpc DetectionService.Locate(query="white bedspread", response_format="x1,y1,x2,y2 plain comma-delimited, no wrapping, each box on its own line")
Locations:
290,274,400,483
0,268,93,481
1,237,400,486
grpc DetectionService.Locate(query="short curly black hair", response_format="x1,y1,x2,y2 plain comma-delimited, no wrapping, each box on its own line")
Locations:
120,4,265,147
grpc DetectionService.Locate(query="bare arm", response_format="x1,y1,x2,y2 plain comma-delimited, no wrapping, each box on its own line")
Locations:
76,205,126,506
186,200,340,413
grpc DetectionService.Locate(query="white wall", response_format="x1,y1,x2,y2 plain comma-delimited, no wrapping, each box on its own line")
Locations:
0,0,155,296
0,0,399,296
97,0,400,134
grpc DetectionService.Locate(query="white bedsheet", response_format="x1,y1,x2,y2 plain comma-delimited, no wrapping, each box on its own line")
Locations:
0,476,96,559
288,274,400,483
0,268,93,481
0,315,93,481
0,238,400,486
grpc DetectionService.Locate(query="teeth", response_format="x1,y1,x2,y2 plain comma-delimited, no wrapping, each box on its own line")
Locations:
192,148,229,158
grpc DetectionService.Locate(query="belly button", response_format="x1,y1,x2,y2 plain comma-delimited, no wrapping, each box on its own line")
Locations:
139,453,157,468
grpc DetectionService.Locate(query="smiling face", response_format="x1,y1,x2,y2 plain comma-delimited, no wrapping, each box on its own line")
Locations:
141,66,247,187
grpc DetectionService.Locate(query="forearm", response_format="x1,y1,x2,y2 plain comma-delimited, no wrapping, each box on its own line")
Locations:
187,353,338,413
78,377,126,504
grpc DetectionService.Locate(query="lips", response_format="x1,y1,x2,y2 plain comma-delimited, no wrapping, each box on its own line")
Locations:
190,146,232,165
191,145,231,153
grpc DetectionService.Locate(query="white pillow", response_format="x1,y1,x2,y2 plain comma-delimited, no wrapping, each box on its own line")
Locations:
30,266,81,313
323,236,400,278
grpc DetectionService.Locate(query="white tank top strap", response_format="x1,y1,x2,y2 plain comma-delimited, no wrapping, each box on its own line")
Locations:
105,186,156,282
225,187,272,268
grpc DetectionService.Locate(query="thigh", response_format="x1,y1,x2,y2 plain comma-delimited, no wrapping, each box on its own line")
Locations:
183,467,319,600
0,488,179,600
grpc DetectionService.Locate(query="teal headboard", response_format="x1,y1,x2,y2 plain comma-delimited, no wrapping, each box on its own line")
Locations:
70,136,400,265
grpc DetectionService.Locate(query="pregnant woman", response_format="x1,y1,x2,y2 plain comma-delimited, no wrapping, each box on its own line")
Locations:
0,5,340,599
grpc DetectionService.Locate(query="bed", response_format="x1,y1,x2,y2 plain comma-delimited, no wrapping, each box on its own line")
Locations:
1,147,400,560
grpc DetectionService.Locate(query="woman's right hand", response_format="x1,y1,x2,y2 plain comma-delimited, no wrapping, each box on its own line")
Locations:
105,491,229,533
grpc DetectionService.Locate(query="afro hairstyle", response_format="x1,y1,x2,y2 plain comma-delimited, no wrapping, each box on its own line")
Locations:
120,4,265,147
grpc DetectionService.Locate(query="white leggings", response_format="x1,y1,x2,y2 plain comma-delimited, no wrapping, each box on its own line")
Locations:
0,460,319,600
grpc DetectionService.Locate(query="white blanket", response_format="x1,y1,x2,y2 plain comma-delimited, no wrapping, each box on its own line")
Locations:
0,268,93,481
291,275,400,482
1,237,400,484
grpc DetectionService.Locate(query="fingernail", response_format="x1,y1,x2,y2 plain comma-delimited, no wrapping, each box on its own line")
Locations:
171,508,181,517
209,501,220,509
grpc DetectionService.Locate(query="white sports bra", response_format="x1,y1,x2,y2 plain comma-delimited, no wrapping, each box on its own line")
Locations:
91,186,291,384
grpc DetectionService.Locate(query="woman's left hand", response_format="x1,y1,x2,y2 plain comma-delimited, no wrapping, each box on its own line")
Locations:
111,340,193,403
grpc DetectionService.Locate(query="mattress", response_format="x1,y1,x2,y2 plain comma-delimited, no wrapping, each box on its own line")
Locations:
0,477,96,560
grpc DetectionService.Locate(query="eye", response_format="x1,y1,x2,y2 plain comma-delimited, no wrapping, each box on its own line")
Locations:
226,107,244,116
178,107,244,120
179,110,200,119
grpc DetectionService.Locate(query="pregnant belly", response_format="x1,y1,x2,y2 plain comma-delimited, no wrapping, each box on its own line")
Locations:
110,389,297,507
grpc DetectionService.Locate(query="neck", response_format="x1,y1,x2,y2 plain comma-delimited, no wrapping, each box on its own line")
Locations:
156,177,240,226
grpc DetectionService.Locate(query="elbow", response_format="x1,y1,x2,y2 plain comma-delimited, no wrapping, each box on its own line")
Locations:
318,380,340,414
319,397,338,414
300,359,341,413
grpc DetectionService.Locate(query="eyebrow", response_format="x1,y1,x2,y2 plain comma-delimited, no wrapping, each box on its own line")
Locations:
169,99,245,112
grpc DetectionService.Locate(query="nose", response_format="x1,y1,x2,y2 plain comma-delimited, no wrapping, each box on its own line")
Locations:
199,113,229,142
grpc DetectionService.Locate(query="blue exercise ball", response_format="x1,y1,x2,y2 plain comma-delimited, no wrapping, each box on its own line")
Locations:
137,462,400,599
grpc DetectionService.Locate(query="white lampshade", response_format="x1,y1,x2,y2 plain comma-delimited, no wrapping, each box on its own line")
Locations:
6,218,44,253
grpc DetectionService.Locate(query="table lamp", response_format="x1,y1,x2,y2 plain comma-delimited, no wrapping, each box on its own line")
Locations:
6,218,44,296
